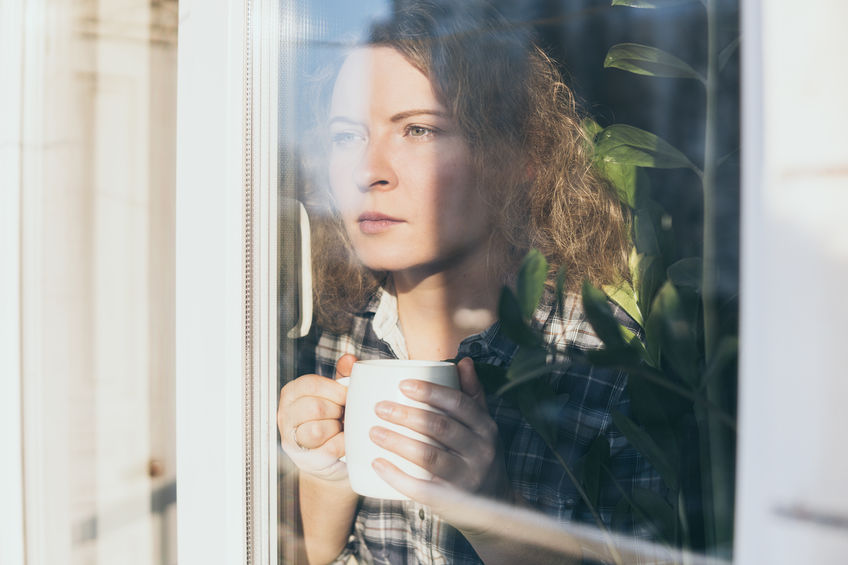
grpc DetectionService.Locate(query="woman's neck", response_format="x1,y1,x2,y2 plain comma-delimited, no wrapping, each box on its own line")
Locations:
391,249,504,361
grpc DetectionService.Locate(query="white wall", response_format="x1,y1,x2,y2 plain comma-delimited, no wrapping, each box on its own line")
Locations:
736,0,848,562
0,0,26,562
4,1,179,563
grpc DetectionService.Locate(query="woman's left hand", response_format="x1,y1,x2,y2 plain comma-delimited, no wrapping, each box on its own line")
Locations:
369,357,511,503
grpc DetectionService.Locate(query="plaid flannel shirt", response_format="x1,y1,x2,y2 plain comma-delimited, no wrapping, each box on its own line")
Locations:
304,286,662,564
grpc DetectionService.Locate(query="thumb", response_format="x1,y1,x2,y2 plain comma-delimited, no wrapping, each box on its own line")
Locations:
334,353,358,380
457,357,486,409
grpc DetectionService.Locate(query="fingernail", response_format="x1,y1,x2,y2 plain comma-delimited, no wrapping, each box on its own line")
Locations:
399,380,418,394
370,427,386,442
375,402,392,417
372,458,387,472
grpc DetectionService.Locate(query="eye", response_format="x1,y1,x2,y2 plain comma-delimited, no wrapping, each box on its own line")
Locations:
331,131,366,147
405,125,435,138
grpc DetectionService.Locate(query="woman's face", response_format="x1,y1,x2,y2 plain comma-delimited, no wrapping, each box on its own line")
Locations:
327,47,491,277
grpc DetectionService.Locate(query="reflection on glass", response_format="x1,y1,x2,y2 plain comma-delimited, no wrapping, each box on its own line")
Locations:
278,1,739,564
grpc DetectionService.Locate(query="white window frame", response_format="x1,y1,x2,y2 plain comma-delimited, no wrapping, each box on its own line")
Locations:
172,0,848,564
176,0,280,562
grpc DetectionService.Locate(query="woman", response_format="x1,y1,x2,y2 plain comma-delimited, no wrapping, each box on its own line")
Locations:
278,2,661,563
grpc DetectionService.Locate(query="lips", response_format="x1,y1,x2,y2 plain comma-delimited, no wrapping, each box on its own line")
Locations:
357,212,404,235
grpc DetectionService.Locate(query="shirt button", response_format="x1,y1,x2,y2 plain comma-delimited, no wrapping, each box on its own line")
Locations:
469,341,483,355
419,508,425,520
564,497,577,508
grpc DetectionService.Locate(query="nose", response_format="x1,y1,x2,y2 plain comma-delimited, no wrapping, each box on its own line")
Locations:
353,136,397,193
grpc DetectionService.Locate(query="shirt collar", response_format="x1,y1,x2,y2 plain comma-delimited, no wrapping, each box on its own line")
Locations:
355,283,555,364
368,284,410,360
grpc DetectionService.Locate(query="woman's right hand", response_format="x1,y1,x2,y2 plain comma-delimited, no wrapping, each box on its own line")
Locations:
278,354,357,482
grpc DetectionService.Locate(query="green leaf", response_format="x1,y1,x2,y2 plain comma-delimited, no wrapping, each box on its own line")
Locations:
595,124,699,171
699,336,738,391
628,376,672,429
582,436,611,507
646,281,701,384
581,281,627,350
621,326,652,366
631,487,677,542
612,0,696,8
595,157,638,208
629,252,661,319
517,380,560,447
612,411,679,490
632,255,664,360
517,249,548,321
667,257,702,290
611,497,631,531
583,281,651,368
605,43,704,82
587,345,642,368
498,287,542,348
719,36,740,71
603,281,643,327
474,362,508,396
582,117,603,141
505,346,548,382
677,489,691,547
555,265,568,303
634,211,661,257
497,363,572,395
634,199,676,264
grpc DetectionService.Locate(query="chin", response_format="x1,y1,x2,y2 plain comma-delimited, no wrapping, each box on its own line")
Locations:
352,244,425,274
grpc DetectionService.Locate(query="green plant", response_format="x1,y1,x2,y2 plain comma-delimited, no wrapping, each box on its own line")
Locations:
584,0,739,559
475,0,739,560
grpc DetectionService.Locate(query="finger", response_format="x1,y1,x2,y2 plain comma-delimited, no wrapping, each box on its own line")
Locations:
374,401,476,456
285,396,345,428
334,354,358,380
283,431,347,478
280,374,347,408
457,357,487,410
373,458,507,537
369,426,465,482
293,419,343,450
371,457,459,509
320,431,346,459
399,379,491,437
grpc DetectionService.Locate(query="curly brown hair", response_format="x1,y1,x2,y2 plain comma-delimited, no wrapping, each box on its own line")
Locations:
302,0,630,334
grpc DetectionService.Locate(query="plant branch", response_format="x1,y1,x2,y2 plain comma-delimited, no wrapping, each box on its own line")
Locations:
602,464,679,553
627,365,737,431
542,438,626,565
701,0,719,364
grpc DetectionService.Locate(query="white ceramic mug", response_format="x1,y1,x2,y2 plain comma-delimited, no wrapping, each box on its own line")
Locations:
341,359,460,500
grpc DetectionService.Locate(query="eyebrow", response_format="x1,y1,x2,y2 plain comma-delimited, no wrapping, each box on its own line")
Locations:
327,109,449,128
328,116,363,128
389,109,448,122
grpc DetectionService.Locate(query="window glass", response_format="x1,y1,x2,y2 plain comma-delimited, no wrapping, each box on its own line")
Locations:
277,1,740,563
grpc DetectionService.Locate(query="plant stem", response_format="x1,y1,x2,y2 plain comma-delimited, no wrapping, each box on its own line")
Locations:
701,0,735,557
546,447,625,565
702,0,719,364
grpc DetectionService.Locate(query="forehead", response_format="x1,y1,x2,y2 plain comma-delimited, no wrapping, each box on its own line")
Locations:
329,46,445,119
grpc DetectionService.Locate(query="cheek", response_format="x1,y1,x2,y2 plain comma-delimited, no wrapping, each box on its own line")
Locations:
328,154,357,214
434,157,479,208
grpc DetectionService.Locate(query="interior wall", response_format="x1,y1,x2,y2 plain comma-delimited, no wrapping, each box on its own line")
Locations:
736,0,848,562
13,1,178,563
